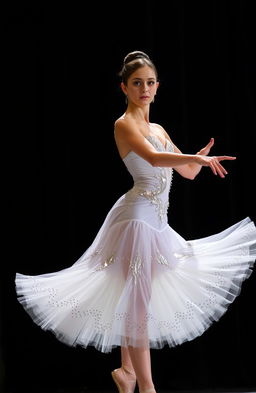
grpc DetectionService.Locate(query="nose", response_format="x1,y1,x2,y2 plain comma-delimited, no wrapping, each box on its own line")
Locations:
142,82,149,92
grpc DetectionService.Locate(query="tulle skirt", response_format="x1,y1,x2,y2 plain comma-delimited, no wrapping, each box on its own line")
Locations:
15,216,256,353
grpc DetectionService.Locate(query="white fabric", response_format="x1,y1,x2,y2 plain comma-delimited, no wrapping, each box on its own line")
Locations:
15,135,256,353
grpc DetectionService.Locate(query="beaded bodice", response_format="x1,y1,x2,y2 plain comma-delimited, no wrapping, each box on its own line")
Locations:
122,134,174,229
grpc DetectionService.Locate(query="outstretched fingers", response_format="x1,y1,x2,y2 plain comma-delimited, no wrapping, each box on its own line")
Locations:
210,156,236,178
218,155,237,161
209,160,224,177
216,161,227,178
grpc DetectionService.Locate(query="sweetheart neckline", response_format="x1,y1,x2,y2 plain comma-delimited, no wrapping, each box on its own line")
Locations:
146,133,168,150
122,134,170,161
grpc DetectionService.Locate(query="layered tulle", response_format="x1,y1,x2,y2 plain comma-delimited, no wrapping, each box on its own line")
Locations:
16,216,256,353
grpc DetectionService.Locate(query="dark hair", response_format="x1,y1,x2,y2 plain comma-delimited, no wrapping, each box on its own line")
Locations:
119,50,158,85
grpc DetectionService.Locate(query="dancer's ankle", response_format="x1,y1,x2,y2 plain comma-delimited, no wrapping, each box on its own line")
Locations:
138,383,155,392
122,364,136,377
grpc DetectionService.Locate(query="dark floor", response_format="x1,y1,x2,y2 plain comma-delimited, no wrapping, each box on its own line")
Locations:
3,389,256,393
49,389,255,393
15,388,256,393
3,387,256,393
40,390,256,393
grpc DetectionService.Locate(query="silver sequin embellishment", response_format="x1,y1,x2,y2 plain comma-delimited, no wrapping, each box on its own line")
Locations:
95,255,115,271
137,168,169,222
129,255,143,284
156,252,169,266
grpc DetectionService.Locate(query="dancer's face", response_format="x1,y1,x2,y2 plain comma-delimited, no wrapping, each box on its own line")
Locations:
121,65,159,106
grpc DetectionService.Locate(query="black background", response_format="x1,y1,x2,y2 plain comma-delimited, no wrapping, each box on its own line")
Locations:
2,2,256,392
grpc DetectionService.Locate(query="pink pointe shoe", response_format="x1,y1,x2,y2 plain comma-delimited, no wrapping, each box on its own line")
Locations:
111,365,136,393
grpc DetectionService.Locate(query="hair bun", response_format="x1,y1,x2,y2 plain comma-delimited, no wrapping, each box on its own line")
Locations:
119,50,157,85
123,51,150,65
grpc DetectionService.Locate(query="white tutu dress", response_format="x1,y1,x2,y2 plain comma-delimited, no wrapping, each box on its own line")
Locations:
16,135,256,353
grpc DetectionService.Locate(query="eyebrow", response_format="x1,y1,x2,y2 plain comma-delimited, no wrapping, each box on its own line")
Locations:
131,77,156,80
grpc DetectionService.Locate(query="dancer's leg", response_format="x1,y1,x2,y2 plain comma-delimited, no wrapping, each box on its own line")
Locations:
127,346,155,392
121,346,136,374
111,346,137,393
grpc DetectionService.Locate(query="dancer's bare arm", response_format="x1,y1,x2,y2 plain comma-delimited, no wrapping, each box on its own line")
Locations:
114,119,236,179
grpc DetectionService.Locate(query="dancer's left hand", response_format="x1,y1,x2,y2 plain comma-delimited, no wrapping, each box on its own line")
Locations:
196,137,215,156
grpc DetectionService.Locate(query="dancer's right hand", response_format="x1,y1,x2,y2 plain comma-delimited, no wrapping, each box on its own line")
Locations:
195,155,236,178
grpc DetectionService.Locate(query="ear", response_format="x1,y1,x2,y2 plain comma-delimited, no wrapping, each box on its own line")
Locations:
120,82,127,95
156,81,160,91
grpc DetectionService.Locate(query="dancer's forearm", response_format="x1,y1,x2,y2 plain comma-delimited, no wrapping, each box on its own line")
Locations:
150,151,200,168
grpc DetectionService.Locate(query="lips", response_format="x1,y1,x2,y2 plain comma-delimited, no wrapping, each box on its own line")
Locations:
140,96,150,99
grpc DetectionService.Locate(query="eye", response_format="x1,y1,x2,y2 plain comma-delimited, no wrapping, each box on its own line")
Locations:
133,81,141,86
148,81,155,86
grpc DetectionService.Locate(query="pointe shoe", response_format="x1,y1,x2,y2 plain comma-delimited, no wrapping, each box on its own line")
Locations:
111,365,136,393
